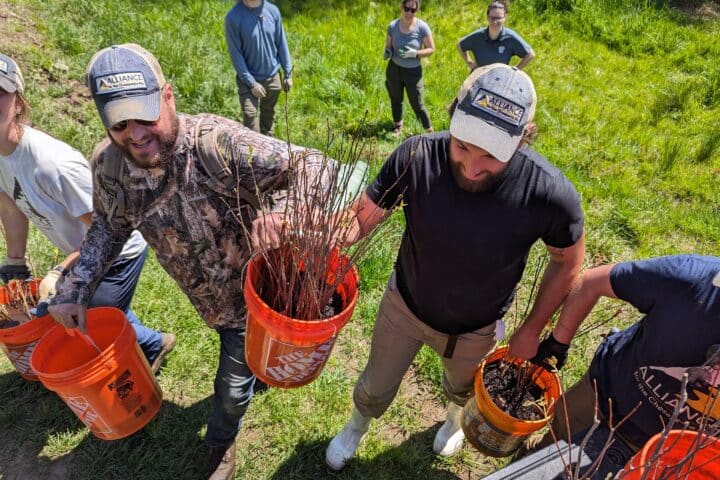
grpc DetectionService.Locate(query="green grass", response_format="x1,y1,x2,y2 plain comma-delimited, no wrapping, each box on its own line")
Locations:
1,0,719,478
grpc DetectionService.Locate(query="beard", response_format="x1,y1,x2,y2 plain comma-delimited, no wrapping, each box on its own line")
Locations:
449,159,504,193
109,115,179,169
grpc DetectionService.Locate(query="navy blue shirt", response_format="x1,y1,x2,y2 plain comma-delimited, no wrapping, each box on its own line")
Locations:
590,255,720,447
458,27,532,67
366,132,584,334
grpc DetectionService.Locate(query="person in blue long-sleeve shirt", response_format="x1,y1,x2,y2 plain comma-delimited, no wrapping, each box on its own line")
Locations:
225,0,293,135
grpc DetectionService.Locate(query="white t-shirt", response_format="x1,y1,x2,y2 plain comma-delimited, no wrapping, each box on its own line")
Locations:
0,126,146,258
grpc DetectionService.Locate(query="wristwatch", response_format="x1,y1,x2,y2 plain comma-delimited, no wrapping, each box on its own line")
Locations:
53,265,70,277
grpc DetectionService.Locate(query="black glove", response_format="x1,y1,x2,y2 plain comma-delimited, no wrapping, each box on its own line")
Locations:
0,256,32,283
531,334,570,371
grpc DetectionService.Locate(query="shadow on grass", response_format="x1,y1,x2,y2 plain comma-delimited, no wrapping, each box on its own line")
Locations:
269,428,463,480
0,371,213,480
351,119,396,139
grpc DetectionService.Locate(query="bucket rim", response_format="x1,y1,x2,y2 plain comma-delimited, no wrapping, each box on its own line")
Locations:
30,307,132,381
638,429,720,467
245,251,360,327
473,345,561,433
0,313,55,340
0,278,44,338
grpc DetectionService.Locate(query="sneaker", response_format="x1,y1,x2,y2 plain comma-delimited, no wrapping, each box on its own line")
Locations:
325,408,372,471
390,124,403,137
151,333,176,375
433,402,465,457
206,440,236,480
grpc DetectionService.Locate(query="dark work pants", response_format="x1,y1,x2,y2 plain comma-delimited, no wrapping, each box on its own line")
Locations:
87,247,163,363
385,61,432,129
236,73,283,135
205,327,259,448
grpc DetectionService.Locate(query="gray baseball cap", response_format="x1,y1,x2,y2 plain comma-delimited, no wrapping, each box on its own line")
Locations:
450,63,536,162
85,44,166,128
0,53,25,94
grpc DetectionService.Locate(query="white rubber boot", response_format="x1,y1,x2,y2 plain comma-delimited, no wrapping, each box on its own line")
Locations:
325,407,372,471
433,402,465,456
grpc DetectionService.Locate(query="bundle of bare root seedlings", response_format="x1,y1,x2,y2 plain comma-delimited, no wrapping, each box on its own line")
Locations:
246,129,399,321
0,279,39,329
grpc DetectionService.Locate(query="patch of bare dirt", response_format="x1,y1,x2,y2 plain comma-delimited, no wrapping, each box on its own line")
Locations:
378,365,495,479
0,1,91,129
0,2,42,48
671,1,720,19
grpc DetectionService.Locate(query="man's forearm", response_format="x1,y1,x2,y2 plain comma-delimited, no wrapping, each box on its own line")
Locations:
551,279,599,344
0,195,29,258
523,259,580,336
51,216,130,306
552,264,617,344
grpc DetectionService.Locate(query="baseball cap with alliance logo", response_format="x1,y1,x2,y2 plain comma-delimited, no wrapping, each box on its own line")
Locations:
450,63,536,163
86,43,166,128
0,53,25,94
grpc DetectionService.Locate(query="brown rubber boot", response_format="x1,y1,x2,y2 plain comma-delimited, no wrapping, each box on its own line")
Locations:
151,332,176,375
206,440,237,480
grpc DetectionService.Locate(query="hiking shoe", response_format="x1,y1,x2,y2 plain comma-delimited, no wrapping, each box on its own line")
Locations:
325,407,372,471
390,124,403,137
433,402,465,456
206,440,237,480
151,333,176,375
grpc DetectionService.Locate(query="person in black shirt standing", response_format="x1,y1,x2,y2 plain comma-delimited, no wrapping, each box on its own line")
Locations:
325,63,585,470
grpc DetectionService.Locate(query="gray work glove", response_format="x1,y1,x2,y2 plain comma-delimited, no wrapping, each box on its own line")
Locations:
383,48,392,60
283,77,293,92
251,82,267,99
398,47,418,59
0,256,32,283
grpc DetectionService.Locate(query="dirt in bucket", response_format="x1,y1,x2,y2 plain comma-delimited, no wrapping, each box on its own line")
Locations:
484,361,545,421
0,280,38,329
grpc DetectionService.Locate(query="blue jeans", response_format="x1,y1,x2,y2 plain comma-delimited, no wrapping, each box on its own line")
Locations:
205,327,258,448
87,247,164,363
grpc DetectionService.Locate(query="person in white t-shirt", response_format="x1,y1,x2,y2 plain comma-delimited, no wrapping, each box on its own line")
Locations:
0,53,175,373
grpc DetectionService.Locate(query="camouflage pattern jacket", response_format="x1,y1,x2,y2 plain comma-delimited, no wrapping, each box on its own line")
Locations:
53,113,331,329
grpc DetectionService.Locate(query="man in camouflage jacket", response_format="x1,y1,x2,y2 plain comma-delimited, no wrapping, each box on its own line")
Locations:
48,44,330,480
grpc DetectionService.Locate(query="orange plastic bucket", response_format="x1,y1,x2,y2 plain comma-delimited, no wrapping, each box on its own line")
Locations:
461,346,561,457
0,279,56,381
244,252,359,388
30,307,162,440
618,430,720,479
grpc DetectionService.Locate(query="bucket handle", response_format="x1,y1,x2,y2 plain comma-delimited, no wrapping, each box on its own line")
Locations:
67,328,113,371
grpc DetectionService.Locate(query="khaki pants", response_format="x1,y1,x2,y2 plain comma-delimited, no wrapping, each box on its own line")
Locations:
353,271,497,418
237,72,282,135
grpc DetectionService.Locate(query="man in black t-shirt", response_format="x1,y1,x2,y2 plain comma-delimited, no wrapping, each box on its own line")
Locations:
325,64,585,470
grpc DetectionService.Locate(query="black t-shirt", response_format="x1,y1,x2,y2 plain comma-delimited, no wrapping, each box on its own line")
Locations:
366,132,584,334
589,255,720,447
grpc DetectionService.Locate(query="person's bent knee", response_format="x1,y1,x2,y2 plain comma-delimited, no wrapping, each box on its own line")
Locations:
215,377,255,419
353,378,394,418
